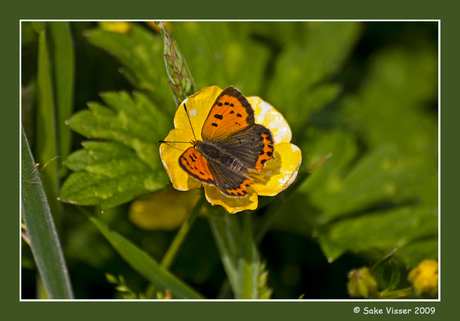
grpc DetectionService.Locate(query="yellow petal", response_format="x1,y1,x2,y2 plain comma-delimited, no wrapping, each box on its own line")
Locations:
251,143,302,196
174,85,223,141
204,185,258,214
248,96,292,143
128,188,202,230
159,129,201,191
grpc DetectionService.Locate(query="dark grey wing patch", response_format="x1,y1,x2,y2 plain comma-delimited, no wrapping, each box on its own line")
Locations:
218,124,274,171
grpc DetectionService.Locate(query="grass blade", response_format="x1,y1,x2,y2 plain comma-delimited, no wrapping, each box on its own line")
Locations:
88,215,204,299
35,27,60,224
21,126,74,299
49,22,74,171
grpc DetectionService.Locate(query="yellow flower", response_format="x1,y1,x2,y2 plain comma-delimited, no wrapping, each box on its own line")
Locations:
160,86,302,214
408,259,438,297
98,21,131,34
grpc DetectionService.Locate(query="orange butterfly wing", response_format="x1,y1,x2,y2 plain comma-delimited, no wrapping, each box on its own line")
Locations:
201,86,255,141
178,86,275,197
179,147,215,185
224,178,253,196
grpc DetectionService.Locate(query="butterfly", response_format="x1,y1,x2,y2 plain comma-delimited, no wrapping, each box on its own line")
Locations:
173,86,275,197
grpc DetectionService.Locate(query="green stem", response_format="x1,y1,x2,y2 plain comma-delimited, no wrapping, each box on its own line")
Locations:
145,193,205,298
160,193,205,269
238,212,257,299
380,287,414,299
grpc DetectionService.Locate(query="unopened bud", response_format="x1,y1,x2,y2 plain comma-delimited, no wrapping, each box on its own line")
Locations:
347,267,379,298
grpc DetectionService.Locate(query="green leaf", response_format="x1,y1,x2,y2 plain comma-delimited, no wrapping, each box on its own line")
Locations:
88,215,204,299
73,91,169,168
49,22,74,170
288,132,437,266
317,235,346,263
59,91,169,210
326,206,437,257
170,22,271,95
300,128,359,196
60,141,164,210
313,145,437,222
396,239,438,268
265,22,362,132
341,47,438,154
293,126,436,266
105,273,118,284
21,126,74,299
85,24,172,114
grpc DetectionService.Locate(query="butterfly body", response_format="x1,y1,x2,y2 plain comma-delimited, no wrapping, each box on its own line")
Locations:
178,86,275,197
195,140,248,174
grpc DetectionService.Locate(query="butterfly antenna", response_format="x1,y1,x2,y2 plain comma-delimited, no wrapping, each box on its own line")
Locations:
183,103,198,141
158,103,197,145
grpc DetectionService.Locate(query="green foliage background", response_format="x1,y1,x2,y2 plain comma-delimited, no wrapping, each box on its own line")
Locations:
21,21,438,299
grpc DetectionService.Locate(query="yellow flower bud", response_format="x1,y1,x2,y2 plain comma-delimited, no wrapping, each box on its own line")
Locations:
408,259,438,297
128,188,202,230
347,267,379,298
